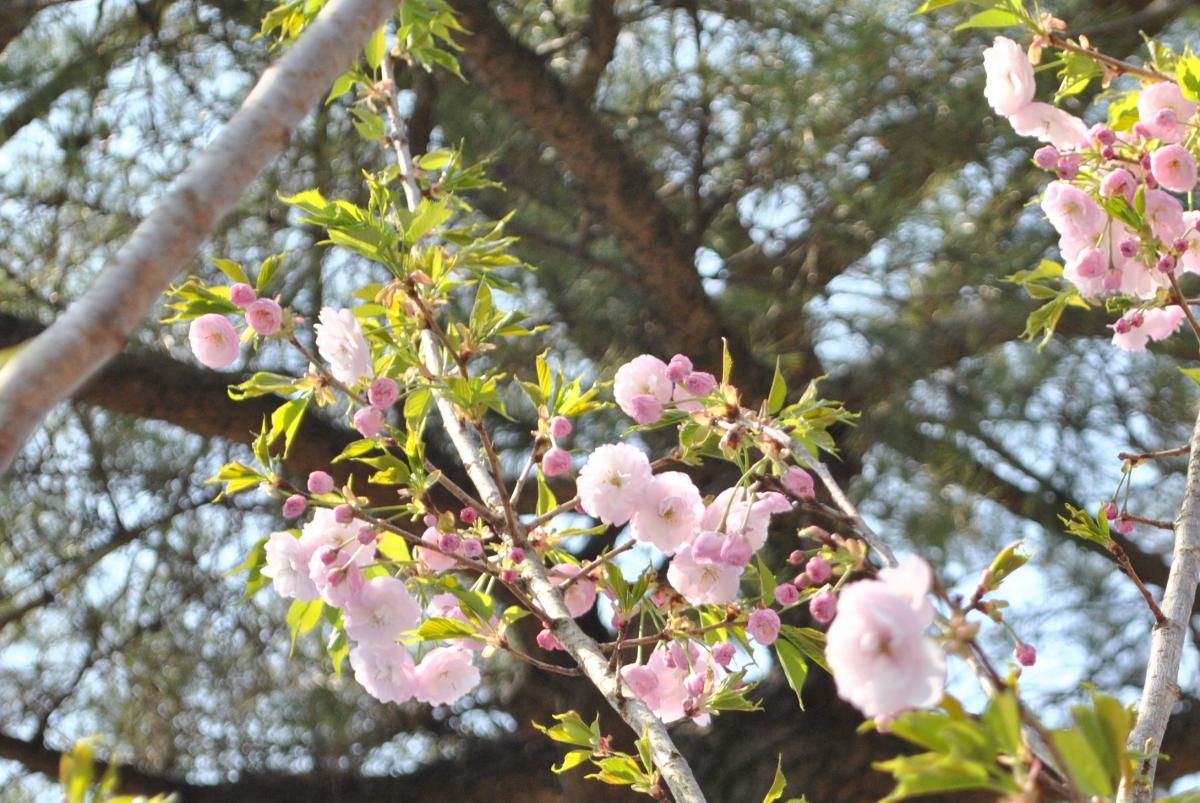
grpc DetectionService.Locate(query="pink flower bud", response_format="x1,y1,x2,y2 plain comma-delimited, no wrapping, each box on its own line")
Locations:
500,568,518,584
810,590,838,624
367,377,399,410
787,550,805,566
357,526,376,545
549,415,573,440
1014,642,1037,666
1119,238,1140,258
536,627,564,651
333,504,354,525
1101,144,1116,160
1114,518,1135,535
666,354,694,383
805,556,832,585
718,536,752,567
774,583,800,607
712,641,735,666
793,573,812,589
1175,239,1190,253
229,283,257,308
1158,254,1177,273
1133,122,1153,141
460,507,478,524
747,608,781,646
685,672,706,697
509,547,526,564
1056,155,1082,180
1103,502,1118,520
682,371,718,396
353,406,386,437
782,467,815,499
461,538,483,559
1092,125,1116,146
246,298,283,336
437,531,460,553
307,471,335,495
542,446,572,477
282,494,306,518
319,546,338,566
423,514,438,527
629,394,663,425
1032,145,1059,170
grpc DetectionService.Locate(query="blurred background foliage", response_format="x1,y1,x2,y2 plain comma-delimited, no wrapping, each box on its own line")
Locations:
2,0,1200,800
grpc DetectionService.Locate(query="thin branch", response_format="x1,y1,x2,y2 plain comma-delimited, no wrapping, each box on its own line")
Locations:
1120,407,1200,802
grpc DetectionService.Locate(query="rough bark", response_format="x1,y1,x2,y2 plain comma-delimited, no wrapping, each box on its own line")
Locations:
1120,408,1200,802
448,0,760,386
0,0,403,474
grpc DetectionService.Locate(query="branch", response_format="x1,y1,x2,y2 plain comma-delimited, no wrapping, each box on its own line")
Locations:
572,0,619,99
449,0,759,385
0,0,403,475
1120,407,1200,802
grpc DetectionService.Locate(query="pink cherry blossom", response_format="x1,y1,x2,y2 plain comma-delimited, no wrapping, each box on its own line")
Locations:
747,608,780,646
353,407,385,437
781,467,815,499
262,531,320,601
229,283,257,308
349,641,417,704
667,543,743,605
1041,181,1104,241
542,446,572,477
630,471,703,554
825,557,945,719
550,563,598,618
1099,168,1137,204
1145,188,1187,242
1009,102,1090,150
188,314,240,369
577,443,653,525
301,508,375,606
343,576,421,644
1150,144,1198,193
619,642,720,725
613,355,673,421
982,36,1036,117
700,487,791,552
307,546,364,607
315,306,373,385
414,647,481,706
628,394,664,425
418,526,460,571
1139,82,1196,144
307,471,335,495
1180,212,1200,274
246,298,283,336
367,377,399,409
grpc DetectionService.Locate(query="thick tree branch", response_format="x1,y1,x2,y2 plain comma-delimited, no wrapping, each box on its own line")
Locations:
573,0,619,99
0,0,403,474
449,0,760,386
1121,408,1200,802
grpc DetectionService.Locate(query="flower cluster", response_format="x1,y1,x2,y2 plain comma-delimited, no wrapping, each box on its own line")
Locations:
613,353,718,424
984,36,1200,351
187,281,286,369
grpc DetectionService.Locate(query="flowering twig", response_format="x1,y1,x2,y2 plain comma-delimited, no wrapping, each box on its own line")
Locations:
1044,34,1169,83
1120,408,1200,802
1111,542,1168,625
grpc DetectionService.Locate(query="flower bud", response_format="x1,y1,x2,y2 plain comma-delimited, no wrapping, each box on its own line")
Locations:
536,627,564,652
549,415,572,440
712,641,735,667
229,283,257,308
1032,145,1059,170
500,568,518,584
682,371,718,396
629,394,664,425
353,406,385,437
781,466,815,499
461,538,484,559
774,583,800,607
333,504,354,525
437,531,460,553
793,573,812,589
1114,518,1135,535
1014,642,1037,666
282,494,307,518
747,608,781,646
307,471,334,495
246,298,284,336
542,446,572,477
1119,238,1139,259
810,590,838,624
1158,254,1177,273
666,354,694,383
805,556,832,585
509,547,526,564
357,526,376,545
367,377,399,410
1103,502,1118,520
787,549,805,566
460,507,478,524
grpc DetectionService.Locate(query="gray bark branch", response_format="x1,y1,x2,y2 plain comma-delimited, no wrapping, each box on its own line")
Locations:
0,0,402,474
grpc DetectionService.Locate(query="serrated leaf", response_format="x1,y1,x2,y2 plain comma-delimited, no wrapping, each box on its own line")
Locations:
775,639,809,710
767,357,787,415
955,8,1021,30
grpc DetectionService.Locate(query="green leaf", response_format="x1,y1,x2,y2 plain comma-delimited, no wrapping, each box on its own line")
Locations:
767,357,787,415
227,371,298,400
415,617,479,640
1177,53,1200,102
721,337,732,385
876,755,1003,802
364,24,387,70
286,598,324,654
1108,91,1140,132
775,639,809,710
552,749,592,774
955,8,1021,30
762,757,788,803
757,553,776,605
533,711,599,748
326,70,358,104
1181,366,1200,387
269,397,310,460
914,0,961,12
1051,728,1112,797
779,625,829,672
213,258,249,285
207,461,266,498
257,253,283,294
536,467,558,516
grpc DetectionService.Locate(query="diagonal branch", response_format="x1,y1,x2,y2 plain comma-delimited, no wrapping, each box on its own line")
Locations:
449,0,760,386
572,0,619,99
0,0,403,475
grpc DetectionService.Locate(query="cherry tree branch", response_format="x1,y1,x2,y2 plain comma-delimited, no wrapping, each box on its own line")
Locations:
1120,407,1200,802
0,0,403,475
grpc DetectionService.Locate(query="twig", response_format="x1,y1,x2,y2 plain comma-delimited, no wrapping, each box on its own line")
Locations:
1046,34,1169,83
529,495,582,529
1117,513,1175,531
1168,274,1200,348
559,540,636,591
1119,408,1200,802
1119,446,1189,463
1111,542,1168,625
